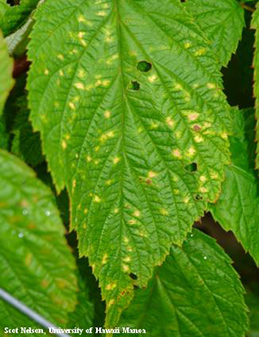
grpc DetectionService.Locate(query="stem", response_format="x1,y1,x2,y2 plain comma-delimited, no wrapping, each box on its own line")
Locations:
241,2,255,13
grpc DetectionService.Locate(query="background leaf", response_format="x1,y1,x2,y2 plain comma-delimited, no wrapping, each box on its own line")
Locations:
184,0,245,67
0,29,13,114
28,0,231,325
119,229,248,337
0,0,39,37
11,95,44,167
209,109,259,265
0,150,77,331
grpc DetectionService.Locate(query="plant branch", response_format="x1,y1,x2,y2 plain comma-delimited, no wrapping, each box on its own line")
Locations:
241,2,255,13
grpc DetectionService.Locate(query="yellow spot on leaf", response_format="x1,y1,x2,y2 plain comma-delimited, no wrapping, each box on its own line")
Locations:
166,117,174,128
108,299,115,306
73,179,76,189
148,75,157,83
122,265,130,272
113,157,120,164
172,149,182,158
69,102,76,110
102,254,108,265
187,146,196,157
175,83,183,90
25,253,33,267
221,132,228,140
79,69,85,78
194,135,204,143
199,187,208,193
75,82,85,90
104,110,111,118
94,195,101,203
62,140,67,149
106,283,117,291
96,11,107,16
123,236,129,244
133,210,140,217
207,83,217,89
148,171,157,178
194,48,206,56
78,32,85,39
160,208,169,215
188,112,199,121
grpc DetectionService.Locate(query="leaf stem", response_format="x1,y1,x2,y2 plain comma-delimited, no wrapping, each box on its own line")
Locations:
241,2,255,13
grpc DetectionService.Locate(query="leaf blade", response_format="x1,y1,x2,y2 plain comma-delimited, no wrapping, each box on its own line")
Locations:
0,0,39,37
28,0,231,325
209,109,259,265
0,150,77,329
185,0,245,67
0,30,13,114
119,230,248,337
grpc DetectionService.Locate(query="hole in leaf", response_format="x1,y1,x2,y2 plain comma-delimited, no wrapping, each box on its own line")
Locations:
7,0,19,5
195,194,203,201
129,273,138,280
129,81,140,91
185,162,197,173
137,61,152,72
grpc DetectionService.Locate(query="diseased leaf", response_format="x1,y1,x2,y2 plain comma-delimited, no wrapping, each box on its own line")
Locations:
0,150,77,329
0,0,39,37
185,0,245,67
210,109,259,265
28,0,231,325
0,29,13,114
119,230,248,337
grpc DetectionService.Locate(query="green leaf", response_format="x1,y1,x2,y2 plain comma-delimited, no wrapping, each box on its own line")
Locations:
0,150,77,329
68,274,95,329
68,258,105,330
119,229,248,337
252,5,259,170
0,115,8,149
0,30,13,114
246,287,259,337
185,0,245,67
28,0,231,326
0,0,39,37
11,96,44,167
209,109,259,265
